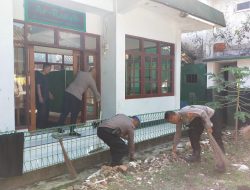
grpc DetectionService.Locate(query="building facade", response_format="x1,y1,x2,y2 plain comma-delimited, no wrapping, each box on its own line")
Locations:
0,0,225,132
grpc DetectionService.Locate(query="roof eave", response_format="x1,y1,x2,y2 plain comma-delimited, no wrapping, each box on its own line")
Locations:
151,0,226,27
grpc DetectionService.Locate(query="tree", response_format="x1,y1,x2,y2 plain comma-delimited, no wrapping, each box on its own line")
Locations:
207,66,250,144
182,13,250,59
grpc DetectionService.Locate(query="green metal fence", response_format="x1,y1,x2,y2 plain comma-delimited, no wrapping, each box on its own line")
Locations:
1,112,177,173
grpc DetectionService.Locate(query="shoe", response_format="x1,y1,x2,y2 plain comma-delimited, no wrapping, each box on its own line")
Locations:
69,131,81,136
184,151,201,163
58,128,65,133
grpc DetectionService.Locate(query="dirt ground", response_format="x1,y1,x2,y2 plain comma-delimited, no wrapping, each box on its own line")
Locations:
19,130,250,190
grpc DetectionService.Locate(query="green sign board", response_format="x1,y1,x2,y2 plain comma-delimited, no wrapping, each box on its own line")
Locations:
24,0,86,32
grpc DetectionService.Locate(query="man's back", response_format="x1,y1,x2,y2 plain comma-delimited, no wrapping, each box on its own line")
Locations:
66,71,100,101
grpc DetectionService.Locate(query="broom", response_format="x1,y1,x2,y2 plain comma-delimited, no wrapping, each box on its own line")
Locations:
240,125,250,140
207,131,227,172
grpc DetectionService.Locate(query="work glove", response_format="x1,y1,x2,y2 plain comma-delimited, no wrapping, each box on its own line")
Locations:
112,127,121,136
207,127,213,134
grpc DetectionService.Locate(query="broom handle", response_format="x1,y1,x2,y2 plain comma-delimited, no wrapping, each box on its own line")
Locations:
59,139,77,179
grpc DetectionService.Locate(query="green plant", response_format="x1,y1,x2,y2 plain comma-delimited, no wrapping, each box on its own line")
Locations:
207,66,250,143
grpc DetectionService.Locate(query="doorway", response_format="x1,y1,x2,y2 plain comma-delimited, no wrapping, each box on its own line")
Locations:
25,46,100,131
14,21,101,131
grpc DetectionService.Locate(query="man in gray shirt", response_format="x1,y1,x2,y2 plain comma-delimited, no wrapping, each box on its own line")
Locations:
165,105,224,162
97,114,140,166
58,70,101,136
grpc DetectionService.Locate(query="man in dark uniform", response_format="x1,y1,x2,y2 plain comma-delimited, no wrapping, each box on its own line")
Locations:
165,105,225,162
36,63,54,129
97,114,140,166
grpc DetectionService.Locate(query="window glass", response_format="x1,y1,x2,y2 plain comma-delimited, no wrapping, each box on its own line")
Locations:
126,37,140,52
161,57,173,94
48,54,62,63
144,40,157,54
27,25,54,44
64,66,73,70
85,35,97,50
186,74,198,83
237,1,250,11
50,65,62,71
59,31,80,48
34,64,43,71
14,47,28,127
34,52,46,62
161,43,172,55
64,55,73,64
14,22,24,42
145,56,158,94
125,55,141,96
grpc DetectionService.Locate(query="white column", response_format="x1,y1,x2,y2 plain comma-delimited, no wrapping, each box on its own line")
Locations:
175,29,182,109
101,13,117,119
0,0,15,131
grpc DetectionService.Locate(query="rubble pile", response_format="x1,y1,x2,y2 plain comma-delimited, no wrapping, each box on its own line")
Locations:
64,131,250,190
67,151,188,190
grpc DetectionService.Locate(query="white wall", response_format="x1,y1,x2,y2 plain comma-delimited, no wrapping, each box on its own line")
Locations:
0,0,15,131
237,59,250,88
13,0,24,20
71,0,113,12
207,62,216,87
113,7,181,116
207,60,250,88
86,13,102,34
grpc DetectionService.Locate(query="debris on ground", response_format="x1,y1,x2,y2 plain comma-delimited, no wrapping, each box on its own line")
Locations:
64,130,250,190
232,164,250,172
19,130,250,190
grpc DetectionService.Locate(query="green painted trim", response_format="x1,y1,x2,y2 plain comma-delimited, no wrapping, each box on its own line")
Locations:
24,0,28,22
203,55,250,62
24,0,86,32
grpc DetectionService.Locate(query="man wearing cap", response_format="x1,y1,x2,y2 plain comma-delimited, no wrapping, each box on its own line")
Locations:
164,105,225,162
97,114,140,166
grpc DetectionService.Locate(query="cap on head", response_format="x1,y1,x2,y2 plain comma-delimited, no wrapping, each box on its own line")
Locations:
164,111,176,120
131,115,141,127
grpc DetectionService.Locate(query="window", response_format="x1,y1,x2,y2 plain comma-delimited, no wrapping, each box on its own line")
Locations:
59,31,81,48
85,35,97,50
14,22,24,46
14,22,29,128
27,25,54,44
236,1,250,11
186,74,197,83
125,36,175,98
34,52,73,71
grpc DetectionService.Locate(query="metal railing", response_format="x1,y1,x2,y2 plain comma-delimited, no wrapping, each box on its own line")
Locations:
2,112,177,173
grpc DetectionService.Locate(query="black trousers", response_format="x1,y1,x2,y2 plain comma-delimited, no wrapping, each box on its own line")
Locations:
36,100,49,129
97,127,128,165
187,115,225,154
58,92,82,131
